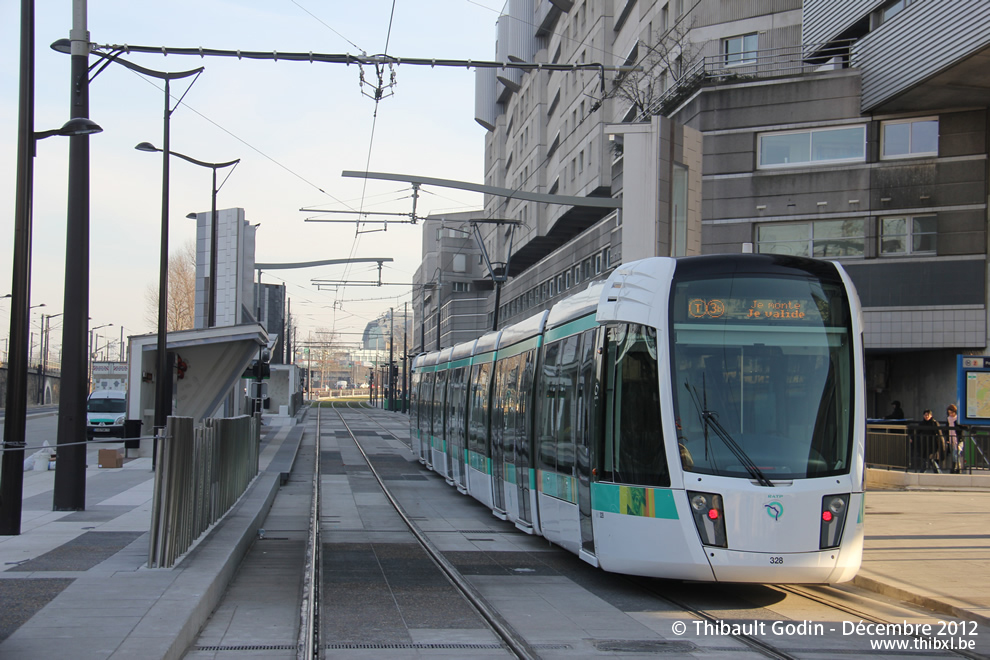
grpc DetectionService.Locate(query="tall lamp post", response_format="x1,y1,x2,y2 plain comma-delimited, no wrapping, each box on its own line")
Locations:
135,143,239,328
1,2,103,533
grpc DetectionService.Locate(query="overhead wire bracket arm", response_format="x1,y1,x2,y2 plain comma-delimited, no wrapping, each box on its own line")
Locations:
341,171,620,208
93,42,641,75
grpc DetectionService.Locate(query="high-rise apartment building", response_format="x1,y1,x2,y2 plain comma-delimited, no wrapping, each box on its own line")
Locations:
416,0,990,417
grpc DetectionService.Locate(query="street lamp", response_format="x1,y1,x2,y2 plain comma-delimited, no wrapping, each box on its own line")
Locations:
39,311,63,404
0,3,104,534
50,38,203,511
88,322,112,392
136,142,239,328
28,302,46,365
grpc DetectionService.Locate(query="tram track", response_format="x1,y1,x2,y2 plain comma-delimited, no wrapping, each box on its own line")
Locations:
310,402,989,659
626,576,990,660
774,584,990,660
322,403,807,660
310,402,540,660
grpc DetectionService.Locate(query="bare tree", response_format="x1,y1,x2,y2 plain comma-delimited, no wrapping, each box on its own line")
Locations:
144,240,197,332
609,19,702,119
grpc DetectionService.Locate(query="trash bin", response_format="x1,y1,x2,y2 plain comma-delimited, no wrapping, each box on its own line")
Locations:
124,419,142,450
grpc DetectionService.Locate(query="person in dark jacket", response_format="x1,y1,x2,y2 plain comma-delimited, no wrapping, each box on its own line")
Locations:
917,409,941,472
886,400,905,420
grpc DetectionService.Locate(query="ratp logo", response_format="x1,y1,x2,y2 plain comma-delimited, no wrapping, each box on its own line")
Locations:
764,501,784,521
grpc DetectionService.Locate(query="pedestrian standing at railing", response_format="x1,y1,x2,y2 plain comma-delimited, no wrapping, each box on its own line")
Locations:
917,409,941,472
885,400,906,420
944,404,963,473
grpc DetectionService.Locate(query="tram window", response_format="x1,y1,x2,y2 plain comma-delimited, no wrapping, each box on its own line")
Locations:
421,372,433,436
602,324,669,487
494,355,520,464
670,272,854,479
447,367,467,450
517,349,537,468
410,372,420,428
556,335,580,474
432,370,448,441
467,363,493,458
537,341,561,473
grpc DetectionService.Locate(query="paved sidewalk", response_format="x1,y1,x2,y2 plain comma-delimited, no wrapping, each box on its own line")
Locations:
856,487,990,627
0,406,987,659
0,416,305,660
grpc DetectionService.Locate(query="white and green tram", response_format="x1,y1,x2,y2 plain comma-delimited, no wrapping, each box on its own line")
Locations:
410,255,865,583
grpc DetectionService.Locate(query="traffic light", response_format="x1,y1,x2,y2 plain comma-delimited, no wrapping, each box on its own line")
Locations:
242,360,271,379
176,355,188,379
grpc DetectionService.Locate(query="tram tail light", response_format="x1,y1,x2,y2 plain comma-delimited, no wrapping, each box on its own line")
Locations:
688,491,727,548
819,494,849,549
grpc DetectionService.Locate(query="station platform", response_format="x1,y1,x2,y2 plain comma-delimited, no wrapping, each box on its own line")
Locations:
0,405,988,659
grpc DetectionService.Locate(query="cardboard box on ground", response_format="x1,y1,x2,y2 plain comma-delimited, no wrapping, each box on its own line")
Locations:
98,448,122,468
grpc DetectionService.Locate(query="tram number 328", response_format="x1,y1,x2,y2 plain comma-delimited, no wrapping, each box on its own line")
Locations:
770,556,784,564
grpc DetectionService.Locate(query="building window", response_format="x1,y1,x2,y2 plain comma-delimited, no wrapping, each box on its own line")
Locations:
452,254,466,273
565,270,572,289
723,33,758,66
880,215,937,255
556,274,563,293
573,265,581,285
595,253,603,274
881,117,938,159
758,125,866,168
758,219,866,258
451,281,472,293
879,0,912,24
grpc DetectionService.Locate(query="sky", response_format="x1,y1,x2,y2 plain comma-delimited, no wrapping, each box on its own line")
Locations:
0,0,501,361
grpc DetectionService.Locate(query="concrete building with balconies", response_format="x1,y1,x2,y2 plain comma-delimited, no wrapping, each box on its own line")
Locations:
415,0,990,418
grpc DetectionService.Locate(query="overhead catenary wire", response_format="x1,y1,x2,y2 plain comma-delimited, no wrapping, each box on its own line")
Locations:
92,34,639,335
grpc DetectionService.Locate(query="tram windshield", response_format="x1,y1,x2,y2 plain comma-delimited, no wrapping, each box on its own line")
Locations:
670,269,854,480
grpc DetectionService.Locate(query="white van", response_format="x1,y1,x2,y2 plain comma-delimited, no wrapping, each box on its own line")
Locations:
86,391,127,439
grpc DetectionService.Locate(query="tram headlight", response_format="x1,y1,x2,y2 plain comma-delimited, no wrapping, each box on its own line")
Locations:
687,491,727,548
820,494,850,549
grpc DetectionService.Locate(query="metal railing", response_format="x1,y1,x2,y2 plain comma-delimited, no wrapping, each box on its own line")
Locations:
646,40,855,118
866,423,990,474
148,414,261,568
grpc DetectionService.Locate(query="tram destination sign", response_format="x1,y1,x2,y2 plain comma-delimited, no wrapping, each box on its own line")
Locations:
687,297,825,323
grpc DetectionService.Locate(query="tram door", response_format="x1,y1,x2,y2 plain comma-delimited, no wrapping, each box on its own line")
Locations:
434,369,449,477
490,358,508,514
577,328,600,555
514,349,536,528
447,366,467,488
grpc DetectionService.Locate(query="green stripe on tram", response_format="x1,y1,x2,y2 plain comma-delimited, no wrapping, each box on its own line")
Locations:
496,335,541,360
592,483,679,519
473,350,496,364
544,314,598,344
539,470,578,503
447,356,472,370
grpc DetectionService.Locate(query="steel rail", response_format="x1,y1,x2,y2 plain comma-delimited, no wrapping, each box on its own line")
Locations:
622,578,800,660
332,404,540,660
297,405,322,659
776,585,990,660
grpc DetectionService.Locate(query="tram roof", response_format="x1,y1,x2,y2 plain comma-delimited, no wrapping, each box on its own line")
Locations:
496,308,548,351
545,279,607,331
474,330,500,355
450,338,477,362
